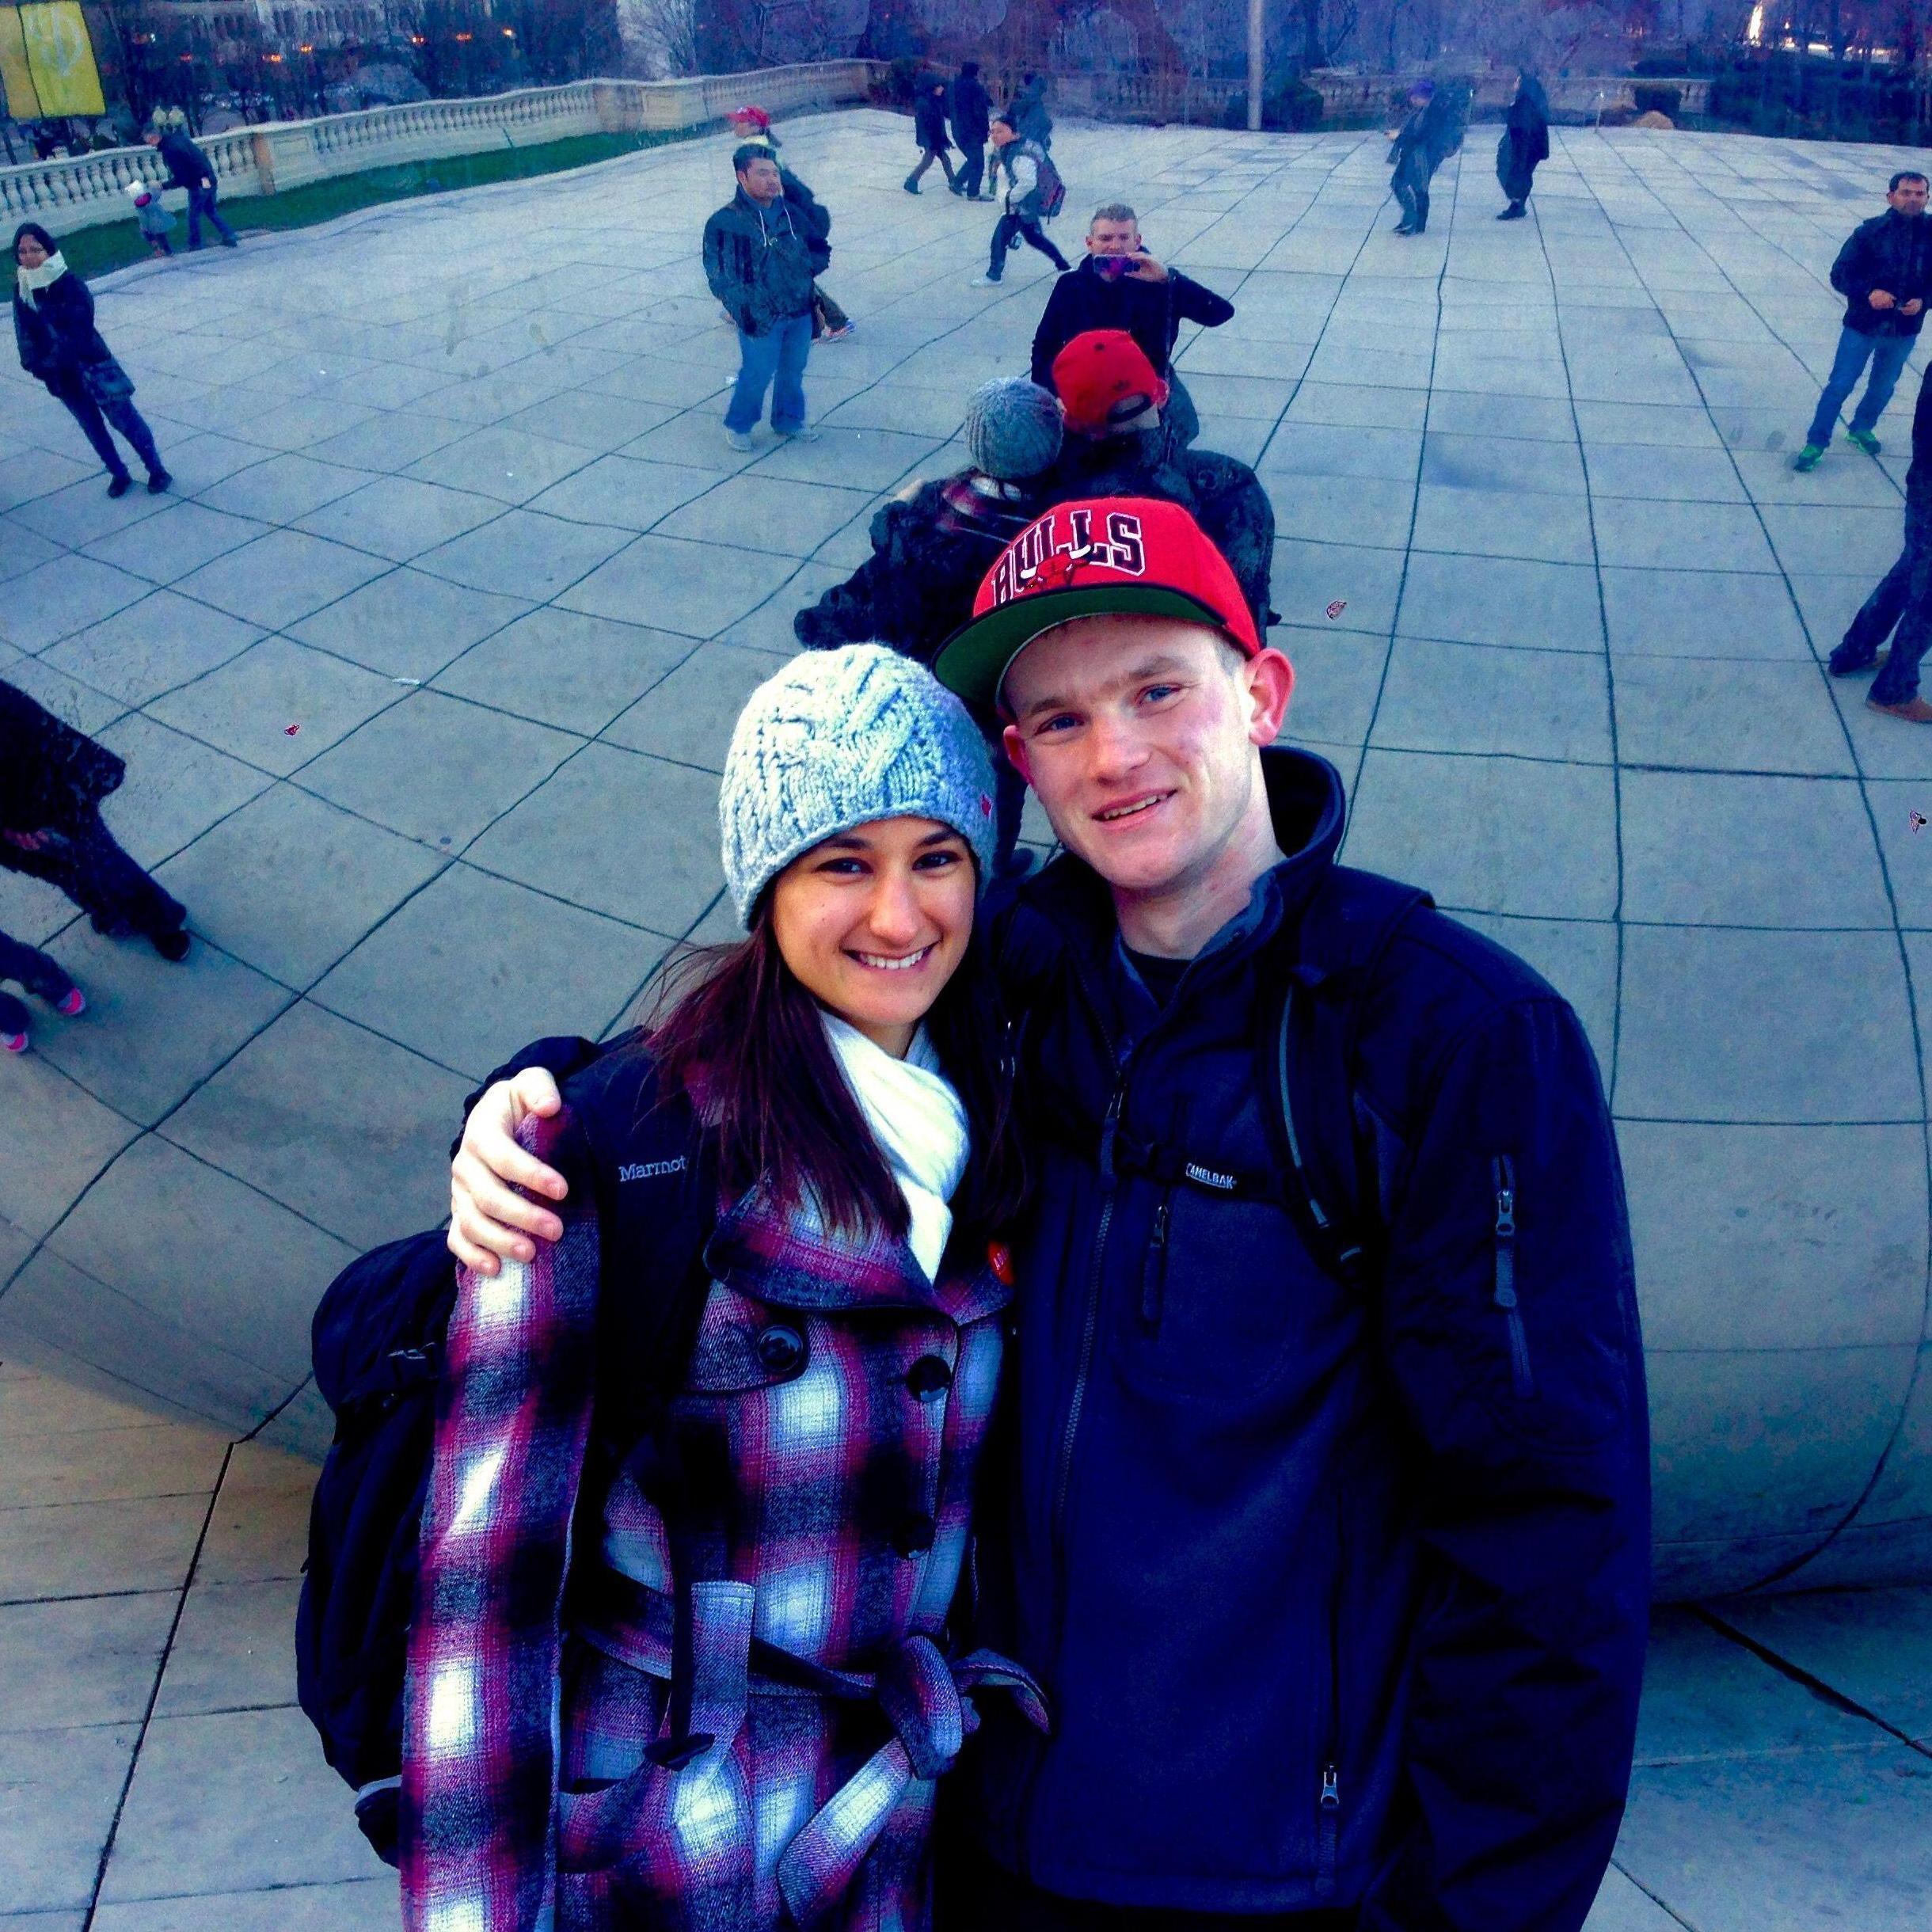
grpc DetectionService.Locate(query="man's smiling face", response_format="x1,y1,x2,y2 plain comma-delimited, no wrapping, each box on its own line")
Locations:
1001,614,1291,901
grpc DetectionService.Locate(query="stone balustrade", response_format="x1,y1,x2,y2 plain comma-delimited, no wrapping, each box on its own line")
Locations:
0,60,877,235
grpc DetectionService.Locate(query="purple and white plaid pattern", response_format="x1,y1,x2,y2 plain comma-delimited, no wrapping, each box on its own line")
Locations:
403,1112,1038,1932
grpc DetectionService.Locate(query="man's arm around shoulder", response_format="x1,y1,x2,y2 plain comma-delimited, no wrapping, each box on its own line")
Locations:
1361,990,1649,1932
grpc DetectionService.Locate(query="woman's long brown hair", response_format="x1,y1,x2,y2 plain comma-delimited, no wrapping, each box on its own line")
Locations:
639,903,1027,1249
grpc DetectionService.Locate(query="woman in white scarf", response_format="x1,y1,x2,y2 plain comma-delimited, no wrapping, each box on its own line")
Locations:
415,646,1031,1932
11,222,171,499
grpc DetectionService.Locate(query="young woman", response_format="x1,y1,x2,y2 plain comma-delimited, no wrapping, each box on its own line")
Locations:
404,645,1037,1932
11,223,170,498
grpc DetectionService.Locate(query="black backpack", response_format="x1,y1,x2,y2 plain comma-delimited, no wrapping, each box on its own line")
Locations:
295,1080,714,1865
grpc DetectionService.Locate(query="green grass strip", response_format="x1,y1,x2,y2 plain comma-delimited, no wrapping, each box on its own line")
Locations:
56,123,705,280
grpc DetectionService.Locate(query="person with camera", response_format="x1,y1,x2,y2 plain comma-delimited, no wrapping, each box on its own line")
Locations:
1029,204,1233,451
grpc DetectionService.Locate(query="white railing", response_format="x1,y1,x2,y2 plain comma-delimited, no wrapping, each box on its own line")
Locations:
0,61,878,234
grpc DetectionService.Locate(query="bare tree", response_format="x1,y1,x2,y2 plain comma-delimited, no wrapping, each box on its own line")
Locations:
618,0,700,75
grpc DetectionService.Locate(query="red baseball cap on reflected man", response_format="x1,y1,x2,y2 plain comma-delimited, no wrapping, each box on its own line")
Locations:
934,496,1268,711
1050,329,1169,434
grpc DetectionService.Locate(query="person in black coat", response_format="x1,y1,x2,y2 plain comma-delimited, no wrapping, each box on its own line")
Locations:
1007,71,1052,150
0,679,190,961
1829,362,1932,721
12,223,171,500
904,79,957,194
1497,70,1550,219
145,122,238,249
1030,202,1234,450
951,62,995,200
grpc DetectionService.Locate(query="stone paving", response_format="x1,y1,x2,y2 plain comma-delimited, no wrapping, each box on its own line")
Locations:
2,1355,1930,1926
2,99,1932,1931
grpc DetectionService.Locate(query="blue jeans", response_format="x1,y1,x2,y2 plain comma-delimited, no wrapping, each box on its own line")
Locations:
1839,530,1932,704
58,387,165,481
186,184,238,249
725,314,811,434
1806,325,1914,446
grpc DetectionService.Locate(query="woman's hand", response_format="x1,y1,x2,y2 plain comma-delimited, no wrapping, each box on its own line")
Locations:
447,1067,569,1275
1,828,51,851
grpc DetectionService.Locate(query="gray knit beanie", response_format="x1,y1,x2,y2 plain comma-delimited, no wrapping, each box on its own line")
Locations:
964,378,1063,481
721,644,999,922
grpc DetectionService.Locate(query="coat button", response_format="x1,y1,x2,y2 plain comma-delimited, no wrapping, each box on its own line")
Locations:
907,1356,953,1400
754,1323,806,1376
891,1513,937,1557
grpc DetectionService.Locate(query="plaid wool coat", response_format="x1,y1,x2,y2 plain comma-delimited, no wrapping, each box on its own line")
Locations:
402,1087,1044,1932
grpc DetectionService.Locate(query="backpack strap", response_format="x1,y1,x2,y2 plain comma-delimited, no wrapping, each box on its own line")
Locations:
1262,868,1432,1291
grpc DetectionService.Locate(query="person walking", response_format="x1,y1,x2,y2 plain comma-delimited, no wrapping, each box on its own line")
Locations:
144,120,238,250
12,224,171,500
0,678,190,961
124,179,176,257
0,930,83,1056
1389,80,1447,234
951,61,995,200
794,378,1066,876
1793,170,1932,471
1497,68,1550,219
972,120,1069,289
451,499,1650,1932
409,645,1036,1932
905,79,957,195
1029,202,1234,450
1828,362,1932,721
704,145,827,452
1006,71,1052,150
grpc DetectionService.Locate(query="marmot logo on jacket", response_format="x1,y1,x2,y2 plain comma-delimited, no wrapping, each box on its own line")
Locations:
618,1156,687,1182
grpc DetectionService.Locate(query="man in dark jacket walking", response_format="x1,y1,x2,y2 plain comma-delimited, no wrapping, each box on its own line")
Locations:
703,146,827,451
144,123,238,250
905,79,957,194
1496,69,1550,219
952,61,995,200
1030,203,1234,450
450,500,1649,1932
1829,360,1932,721
1795,170,1931,470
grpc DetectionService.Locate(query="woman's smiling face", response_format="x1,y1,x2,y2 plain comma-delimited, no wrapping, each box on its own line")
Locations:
16,232,50,270
766,816,976,1059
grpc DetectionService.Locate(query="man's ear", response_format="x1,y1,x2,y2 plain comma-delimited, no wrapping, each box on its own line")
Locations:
1244,648,1294,746
1002,721,1034,786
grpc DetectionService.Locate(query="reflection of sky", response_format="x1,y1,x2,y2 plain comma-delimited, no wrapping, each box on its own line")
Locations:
756,0,872,63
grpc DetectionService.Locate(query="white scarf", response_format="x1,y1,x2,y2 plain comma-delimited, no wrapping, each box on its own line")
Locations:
16,253,67,309
823,1012,970,1281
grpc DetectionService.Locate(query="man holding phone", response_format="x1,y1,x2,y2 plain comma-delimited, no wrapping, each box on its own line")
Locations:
1029,203,1234,450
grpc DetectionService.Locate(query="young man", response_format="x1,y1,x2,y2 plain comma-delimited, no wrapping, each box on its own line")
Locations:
702,145,827,452
1830,360,1932,721
144,122,238,251
906,78,957,194
447,502,1649,1932
974,118,1070,288
1029,203,1234,451
1794,170,1931,471
951,61,995,200
725,107,853,342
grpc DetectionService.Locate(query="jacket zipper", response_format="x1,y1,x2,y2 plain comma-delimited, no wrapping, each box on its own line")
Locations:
1140,1195,1170,1329
1492,1154,1534,1398
1315,1494,1344,1895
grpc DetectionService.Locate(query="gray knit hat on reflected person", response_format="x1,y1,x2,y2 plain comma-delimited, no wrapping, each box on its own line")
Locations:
721,643,999,922
964,377,1064,481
